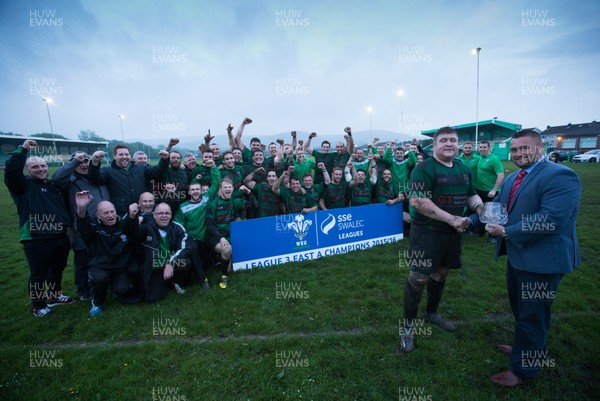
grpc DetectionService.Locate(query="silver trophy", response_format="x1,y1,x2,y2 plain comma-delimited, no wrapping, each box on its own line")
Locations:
480,202,508,225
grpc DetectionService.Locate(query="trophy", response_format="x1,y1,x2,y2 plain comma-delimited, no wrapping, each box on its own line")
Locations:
480,202,508,225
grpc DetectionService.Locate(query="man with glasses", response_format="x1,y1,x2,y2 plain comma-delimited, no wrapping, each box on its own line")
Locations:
129,202,191,301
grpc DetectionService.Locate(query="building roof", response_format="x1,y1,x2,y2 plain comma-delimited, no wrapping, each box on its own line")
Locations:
0,134,109,145
421,119,522,137
540,121,600,138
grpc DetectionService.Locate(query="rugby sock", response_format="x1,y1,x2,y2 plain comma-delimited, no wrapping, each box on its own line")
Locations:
425,278,446,314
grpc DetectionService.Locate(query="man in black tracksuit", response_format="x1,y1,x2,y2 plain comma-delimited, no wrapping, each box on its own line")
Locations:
87,144,169,216
75,193,137,316
4,140,76,317
129,202,191,302
53,152,111,300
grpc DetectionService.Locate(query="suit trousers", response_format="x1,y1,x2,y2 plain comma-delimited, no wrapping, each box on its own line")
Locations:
506,260,563,378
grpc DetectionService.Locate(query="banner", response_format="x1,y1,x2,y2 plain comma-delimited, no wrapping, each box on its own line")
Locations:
230,203,404,271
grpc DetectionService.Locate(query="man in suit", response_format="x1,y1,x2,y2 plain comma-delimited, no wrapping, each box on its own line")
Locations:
477,129,581,387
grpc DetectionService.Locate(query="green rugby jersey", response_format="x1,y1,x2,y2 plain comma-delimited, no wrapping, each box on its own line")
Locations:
174,167,220,240
304,184,323,208
457,154,480,175
476,153,503,191
409,157,475,232
331,152,350,172
265,155,293,177
190,164,213,187
351,181,372,206
241,147,253,164
253,183,281,218
243,163,267,184
207,196,246,239
280,187,315,214
311,150,333,184
384,148,416,192
220,165,246,198
321,180,348,209
375,179,399,203
352,159,370,174
293,159,315,181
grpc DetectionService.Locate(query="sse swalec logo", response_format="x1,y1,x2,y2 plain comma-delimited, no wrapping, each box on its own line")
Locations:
320,214,336,235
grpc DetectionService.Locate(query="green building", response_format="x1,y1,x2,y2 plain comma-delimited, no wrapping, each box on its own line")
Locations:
421,118,523,160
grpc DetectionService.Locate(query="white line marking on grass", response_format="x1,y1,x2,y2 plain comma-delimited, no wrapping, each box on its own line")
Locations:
21,328,370,350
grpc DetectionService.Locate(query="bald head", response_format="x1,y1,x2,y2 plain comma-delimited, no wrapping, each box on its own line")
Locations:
96,201,117,226
138,192,155,213
25,156,48,181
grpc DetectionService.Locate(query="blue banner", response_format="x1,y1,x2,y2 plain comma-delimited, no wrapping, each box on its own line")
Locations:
230,203,404,270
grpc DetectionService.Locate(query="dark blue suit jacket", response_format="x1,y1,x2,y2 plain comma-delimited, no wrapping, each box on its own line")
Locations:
495,159,581,274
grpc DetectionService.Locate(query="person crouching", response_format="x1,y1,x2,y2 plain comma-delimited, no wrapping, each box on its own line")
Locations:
74,192,135,317
128,202,191,302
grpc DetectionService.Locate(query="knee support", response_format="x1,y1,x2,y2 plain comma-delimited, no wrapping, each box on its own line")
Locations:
430,268,449,283
408,271,429,288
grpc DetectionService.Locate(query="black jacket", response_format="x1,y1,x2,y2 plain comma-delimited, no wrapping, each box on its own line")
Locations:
75,213,135,271
130,218,189,290
52,158,111,222
87,157,168,215
4,147,70,241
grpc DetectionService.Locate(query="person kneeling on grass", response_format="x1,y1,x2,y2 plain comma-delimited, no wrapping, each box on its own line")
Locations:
174,159,220,289
75,192,136,317
128,202,191,302
206,179,256,288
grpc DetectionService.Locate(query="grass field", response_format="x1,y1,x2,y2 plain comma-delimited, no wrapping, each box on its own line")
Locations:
1,162,599,401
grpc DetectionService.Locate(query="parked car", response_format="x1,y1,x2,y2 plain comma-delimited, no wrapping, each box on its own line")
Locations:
548,150,582,162
571,149,600,163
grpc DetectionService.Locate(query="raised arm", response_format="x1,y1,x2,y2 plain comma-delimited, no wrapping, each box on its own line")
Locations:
143,149,170,179
304,132,316,153
4,140,35,195
203,130,214,151
344,127,354,154
73,191,95,244
226,124,234,149
235,117,252,151
273,138,284,164
164,138,179,153
290,131,297,152
317,162,331,185
271,169,288,195
346,160,356,187
87,150,109,185
239,185,257,209
368,155,377,185
243,166,265,190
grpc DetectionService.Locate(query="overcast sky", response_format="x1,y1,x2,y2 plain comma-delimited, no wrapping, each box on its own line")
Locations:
1,0,599,146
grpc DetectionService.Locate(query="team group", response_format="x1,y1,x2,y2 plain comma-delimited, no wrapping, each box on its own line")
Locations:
6,119,581,387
